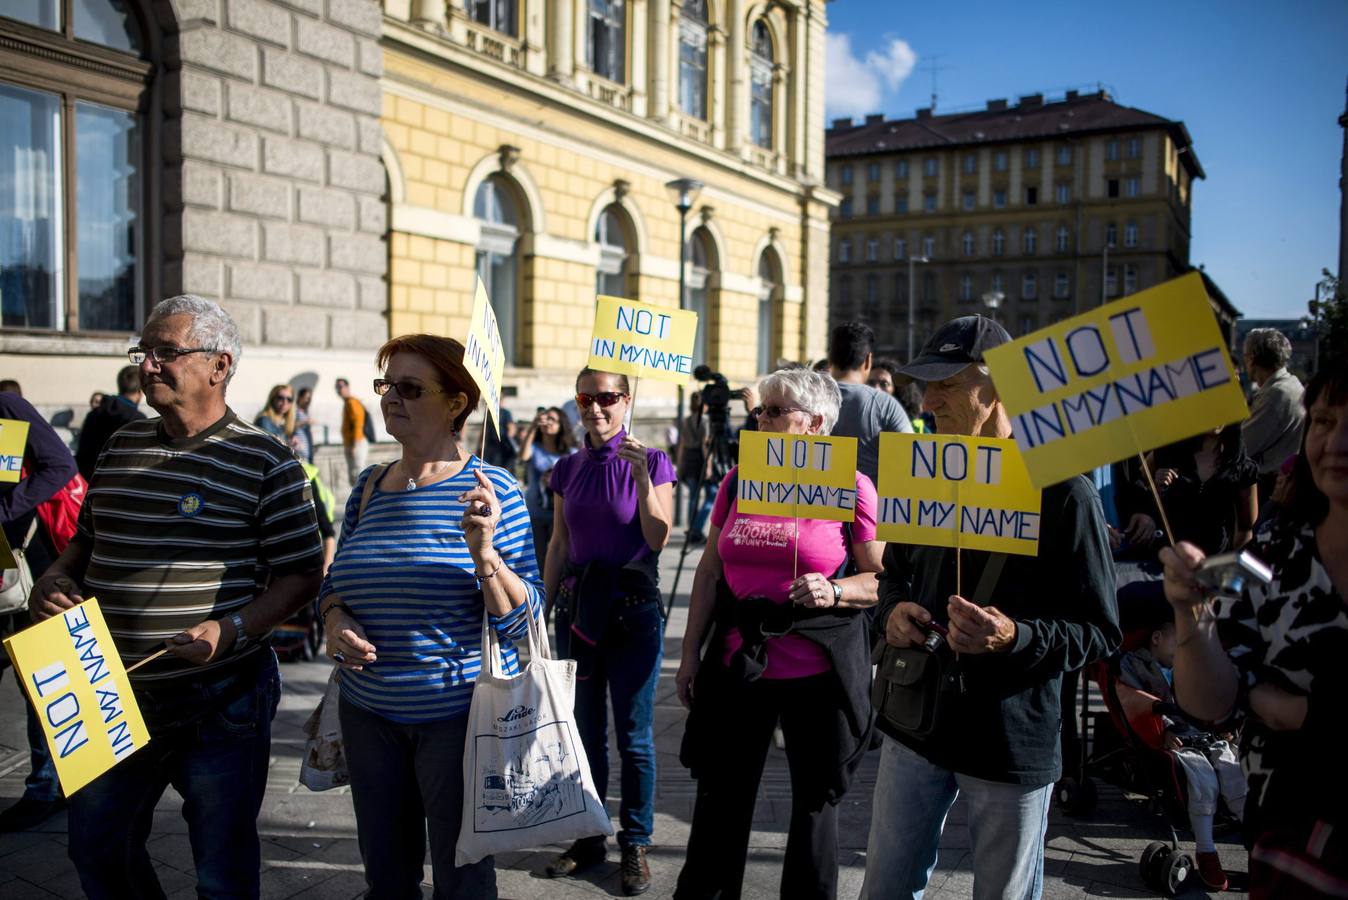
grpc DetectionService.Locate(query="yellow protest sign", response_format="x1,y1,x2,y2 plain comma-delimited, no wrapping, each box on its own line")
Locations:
0,418,30,483
982,273,1249,488
3,598,150,795
876,433,1041,555
588,296,698,383
463,276,506,437
736,432,859,522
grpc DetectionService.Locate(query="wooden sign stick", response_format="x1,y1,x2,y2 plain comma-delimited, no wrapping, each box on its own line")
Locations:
1137,451,1177,547
125,646,171,674
479,401,488,461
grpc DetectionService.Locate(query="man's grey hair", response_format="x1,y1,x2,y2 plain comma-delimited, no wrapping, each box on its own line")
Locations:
145,294,243,384
758,367,842,435
1243,328,1292,372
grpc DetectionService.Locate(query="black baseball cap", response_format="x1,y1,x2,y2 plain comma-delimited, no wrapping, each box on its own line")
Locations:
898,316,1013,382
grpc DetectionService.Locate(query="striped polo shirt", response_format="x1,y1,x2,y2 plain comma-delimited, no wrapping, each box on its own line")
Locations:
318,459,544,724
77,410,323,681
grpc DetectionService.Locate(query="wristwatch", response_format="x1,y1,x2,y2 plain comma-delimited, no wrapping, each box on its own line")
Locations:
831,581,843,606
227,612,251,651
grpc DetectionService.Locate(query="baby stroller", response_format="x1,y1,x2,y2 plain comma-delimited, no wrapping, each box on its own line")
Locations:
1057,620,1228,895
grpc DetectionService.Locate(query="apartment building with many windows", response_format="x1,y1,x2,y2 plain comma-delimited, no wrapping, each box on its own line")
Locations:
826,90,1216,358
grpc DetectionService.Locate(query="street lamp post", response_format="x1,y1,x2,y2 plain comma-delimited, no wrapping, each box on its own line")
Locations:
664,177,703,527
906,254,929,361
982,290,1004,325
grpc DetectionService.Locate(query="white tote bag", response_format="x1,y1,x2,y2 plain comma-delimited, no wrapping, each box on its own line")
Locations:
455,605,612,866
298,667,348,792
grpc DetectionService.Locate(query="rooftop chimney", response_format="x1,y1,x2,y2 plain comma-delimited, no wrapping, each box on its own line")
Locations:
986,98,1008,111
830,117,854,130
1017,93,1044,109
1065,90,1079,100
916,107,932,120
865,113,885,125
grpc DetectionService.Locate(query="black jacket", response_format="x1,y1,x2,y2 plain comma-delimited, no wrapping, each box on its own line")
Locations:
873,475,1120,785
681,581,874,803
77,395,146,481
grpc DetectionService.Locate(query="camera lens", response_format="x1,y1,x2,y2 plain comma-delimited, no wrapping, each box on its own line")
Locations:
923,630,944,653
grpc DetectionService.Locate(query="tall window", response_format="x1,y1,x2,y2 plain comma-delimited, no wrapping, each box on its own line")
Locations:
1106,139,1119,161
962,190,975,211
837,237,851,263
1023,227,1037,255
865,194,879,216
962,154,977,175
895,192,908,213
1022,270,1037,299
865,239,878,262
992,229,1005,257
1124,263,1137,295
991,272,1003,294
588,0,626,83
840,164,853,186
894,237,906,259
1056,145,1072,166
594,205,630,298
923,193,936,212
993,150,1008,172
757,249,781,372
1,0,150,333
1055,182,1070,204
1105,222,1118,248
962,231,975,256
923,157,938,177
474,176,521,364
470,0,516,35
677,0,707,119
1055,225,1070,253
1105,266,1118,297
1025,147,1040,169
867,163,880,184
865,274,877,311
750,21,773,148
1126,137,1141,159
839,196,853,219
959,274,973,301
1054,270,1069,298
922,235,935,258
993,189,1006,209
1124,176,1140,198
1124,221,1138,248
687,228,714,364
895,159,909,178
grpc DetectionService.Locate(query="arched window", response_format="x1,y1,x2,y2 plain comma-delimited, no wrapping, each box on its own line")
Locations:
750,21,773,148
595,205,630,298
757,249,781,373
474,175,521,364
678,0,708,120
469,0,516,35
687,227,715,365
2,0,152,332
588,0,626,83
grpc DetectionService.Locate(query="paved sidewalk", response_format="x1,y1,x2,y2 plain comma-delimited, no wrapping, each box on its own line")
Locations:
0,538,1247,898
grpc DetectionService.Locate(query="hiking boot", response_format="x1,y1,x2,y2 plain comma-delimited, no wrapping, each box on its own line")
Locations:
545,839,607,878
0,797,65,832
1196,851,1229,891
621,845,651,896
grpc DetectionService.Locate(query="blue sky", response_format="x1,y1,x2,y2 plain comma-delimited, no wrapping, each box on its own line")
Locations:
824,0,1348,320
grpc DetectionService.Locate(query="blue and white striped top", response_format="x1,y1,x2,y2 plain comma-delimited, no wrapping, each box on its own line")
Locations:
318,458,544,723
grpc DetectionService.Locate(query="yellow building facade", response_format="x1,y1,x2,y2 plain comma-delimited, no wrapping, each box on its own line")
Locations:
380,0,835,408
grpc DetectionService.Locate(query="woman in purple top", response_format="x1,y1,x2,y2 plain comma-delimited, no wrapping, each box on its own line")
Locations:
543,367,675,895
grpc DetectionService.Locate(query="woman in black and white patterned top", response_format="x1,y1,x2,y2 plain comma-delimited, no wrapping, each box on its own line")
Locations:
1161,362,1348,896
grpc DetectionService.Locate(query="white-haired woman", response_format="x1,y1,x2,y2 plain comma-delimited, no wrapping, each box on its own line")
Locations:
673,367,885,900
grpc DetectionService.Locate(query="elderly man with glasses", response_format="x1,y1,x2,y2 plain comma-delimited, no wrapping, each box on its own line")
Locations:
861,316,1120,900
29,294,324,899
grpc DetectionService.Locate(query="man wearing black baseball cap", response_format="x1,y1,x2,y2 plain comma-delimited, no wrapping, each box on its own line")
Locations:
863,316,1120,899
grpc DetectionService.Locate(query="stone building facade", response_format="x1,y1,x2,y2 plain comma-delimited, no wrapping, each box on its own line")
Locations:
826,91,1213,359
0,0,388,434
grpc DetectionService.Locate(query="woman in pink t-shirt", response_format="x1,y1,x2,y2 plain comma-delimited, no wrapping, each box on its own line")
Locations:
674,367,884,900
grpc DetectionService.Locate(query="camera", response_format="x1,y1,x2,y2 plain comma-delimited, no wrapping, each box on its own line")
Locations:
1194,549,1274,597
693,364,736,482
919,620,949,653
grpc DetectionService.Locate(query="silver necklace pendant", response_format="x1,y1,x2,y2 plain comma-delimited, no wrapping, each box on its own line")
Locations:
405,477,417,492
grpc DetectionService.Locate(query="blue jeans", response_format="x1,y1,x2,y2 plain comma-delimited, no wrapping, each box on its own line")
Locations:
68,651,281,900
685,480,718,537
555,597,663,848
861,736,1053,900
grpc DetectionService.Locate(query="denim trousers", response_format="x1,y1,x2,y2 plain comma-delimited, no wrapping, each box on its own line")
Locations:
861,736,1053,900
339,697,496,900
555,596,664,848
685,480,719,536
675,673,841,900
68,650,280,900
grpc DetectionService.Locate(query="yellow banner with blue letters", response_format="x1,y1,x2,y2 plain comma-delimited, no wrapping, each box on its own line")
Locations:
735,432,859,522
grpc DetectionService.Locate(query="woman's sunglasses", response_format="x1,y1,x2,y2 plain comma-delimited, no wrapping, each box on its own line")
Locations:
575,391,627,409
373,379,446,400
751,405,806,419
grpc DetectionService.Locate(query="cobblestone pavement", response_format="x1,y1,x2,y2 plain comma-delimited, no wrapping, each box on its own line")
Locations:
0,538,1247,898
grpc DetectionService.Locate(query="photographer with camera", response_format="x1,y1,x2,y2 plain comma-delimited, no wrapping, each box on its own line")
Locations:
863,317,1119,899
1160,361,1348,896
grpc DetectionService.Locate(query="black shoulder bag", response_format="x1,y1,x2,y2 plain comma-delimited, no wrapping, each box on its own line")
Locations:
870,553,1006,739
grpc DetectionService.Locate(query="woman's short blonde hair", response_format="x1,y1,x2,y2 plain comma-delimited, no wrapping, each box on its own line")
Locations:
758,367,842,435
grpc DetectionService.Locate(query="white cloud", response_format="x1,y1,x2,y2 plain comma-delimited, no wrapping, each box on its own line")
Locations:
826,33,918,120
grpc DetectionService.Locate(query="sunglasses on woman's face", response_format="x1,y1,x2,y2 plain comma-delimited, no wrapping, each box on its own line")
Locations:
575,391,627,409
373,378,445,400
752,405,805,420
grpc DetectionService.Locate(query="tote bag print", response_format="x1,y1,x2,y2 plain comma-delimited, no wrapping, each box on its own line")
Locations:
457,608,611,865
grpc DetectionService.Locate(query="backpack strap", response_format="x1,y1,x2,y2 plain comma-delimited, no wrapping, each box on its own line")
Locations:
971,553,1007,606
354,463,388,528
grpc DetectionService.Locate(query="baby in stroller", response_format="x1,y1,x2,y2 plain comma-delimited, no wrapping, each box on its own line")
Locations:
1119,619,1247,891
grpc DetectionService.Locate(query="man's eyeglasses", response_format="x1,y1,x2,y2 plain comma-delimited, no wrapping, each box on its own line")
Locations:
752,405,806,420
373,379,445,400
127,346,211,365
575,391,627,409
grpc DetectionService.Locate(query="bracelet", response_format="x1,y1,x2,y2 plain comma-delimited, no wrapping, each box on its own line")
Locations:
475,558,503,585
320,601,353,624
